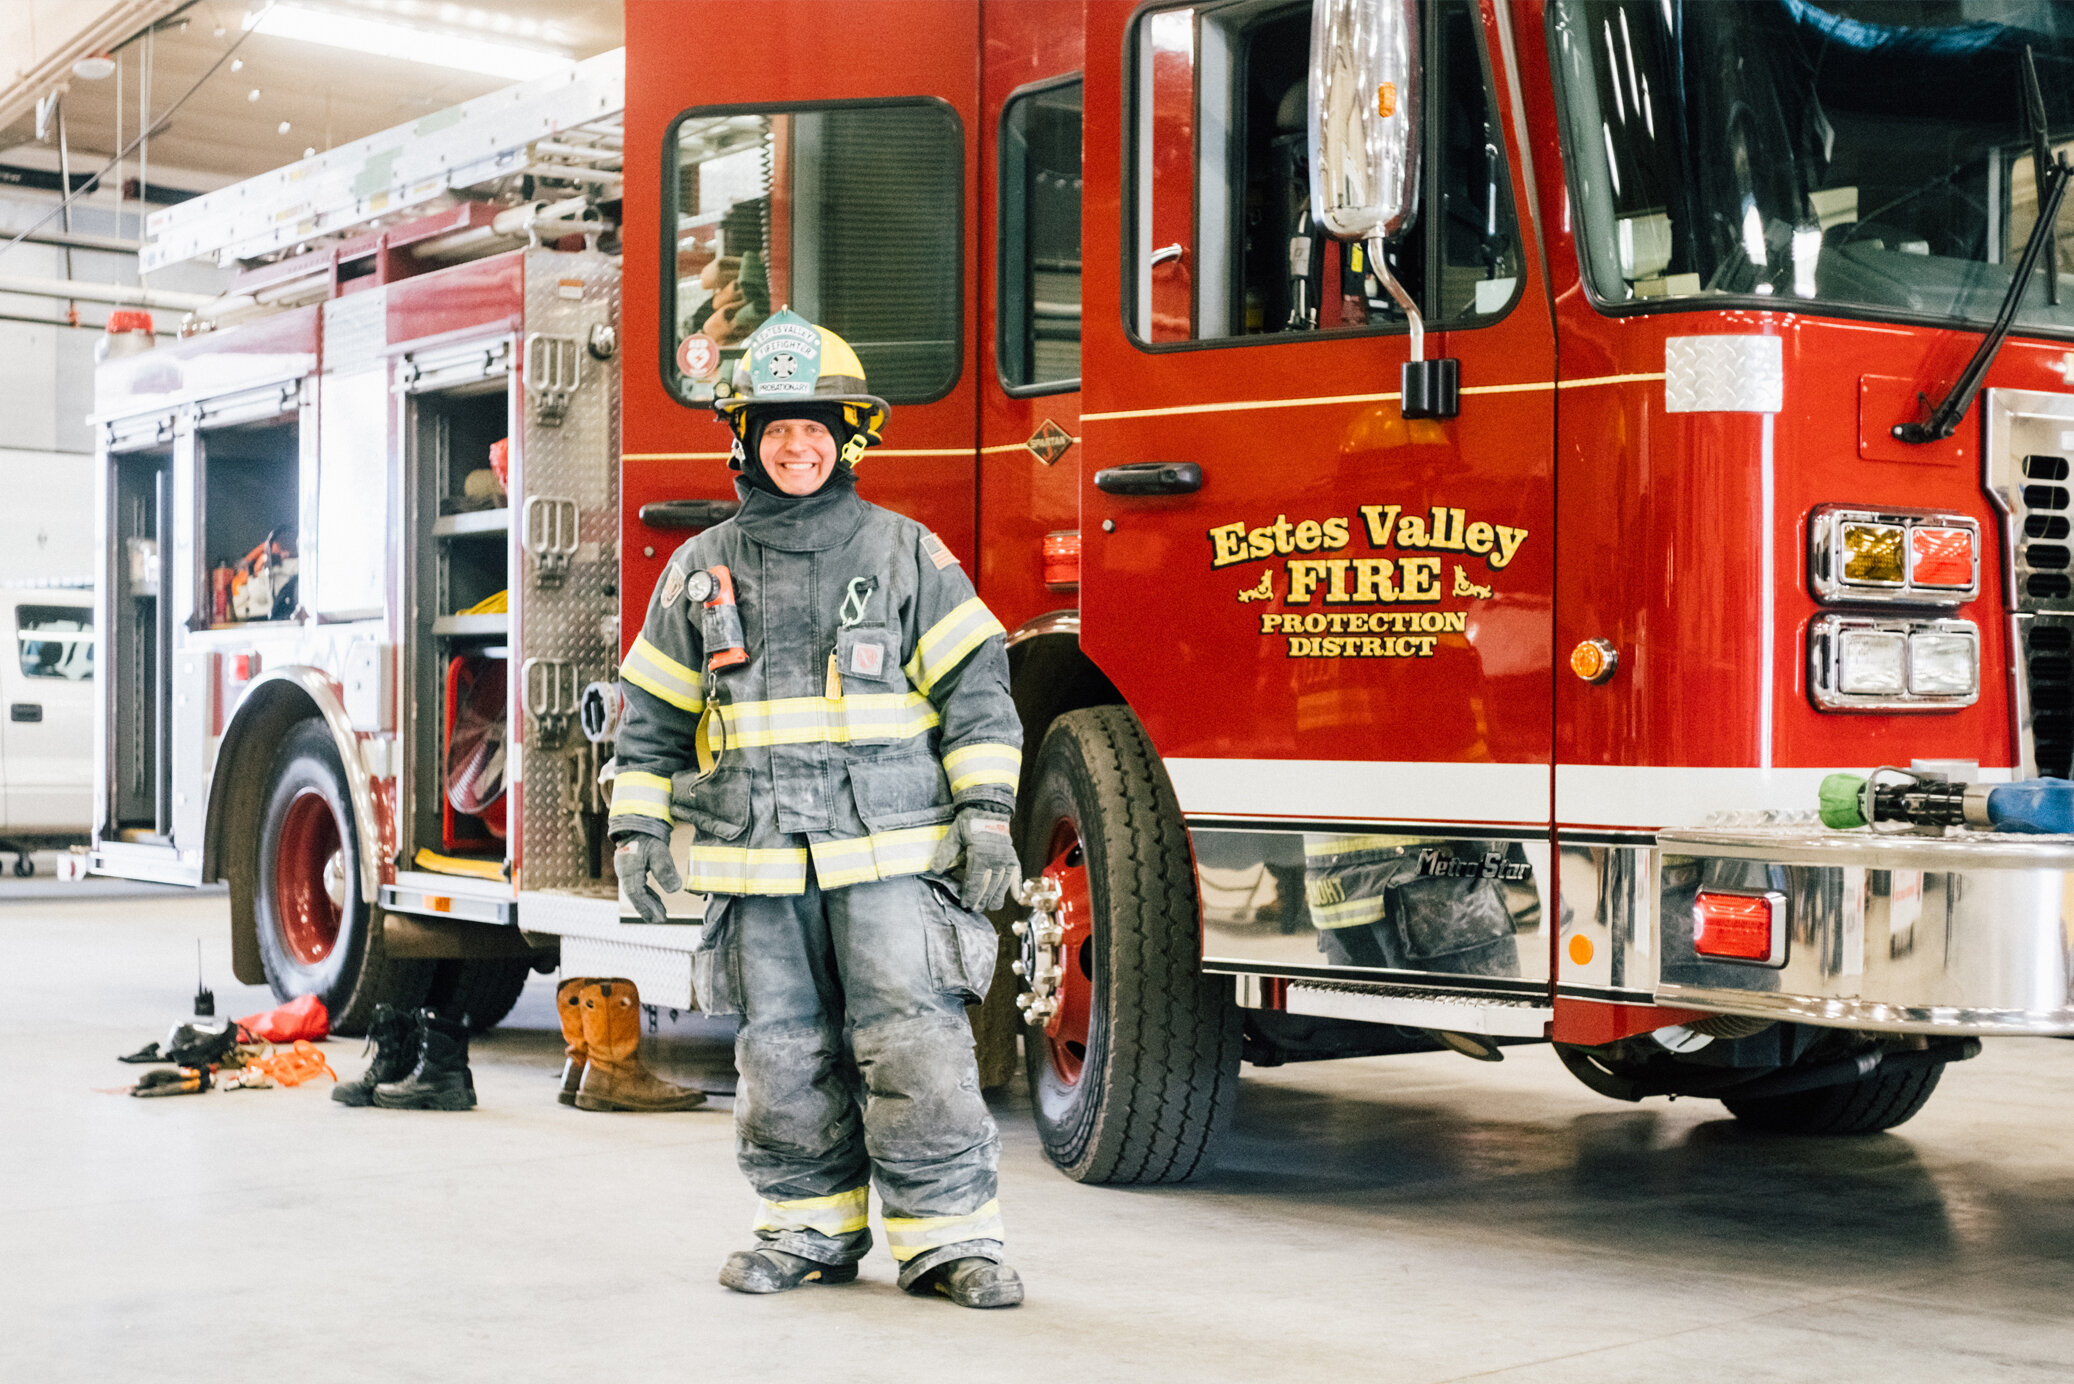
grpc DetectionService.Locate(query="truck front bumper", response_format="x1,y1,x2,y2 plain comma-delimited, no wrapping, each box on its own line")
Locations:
1657,828,2074,1036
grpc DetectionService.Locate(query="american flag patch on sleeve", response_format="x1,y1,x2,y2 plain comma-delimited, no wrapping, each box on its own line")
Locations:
921,532,958,569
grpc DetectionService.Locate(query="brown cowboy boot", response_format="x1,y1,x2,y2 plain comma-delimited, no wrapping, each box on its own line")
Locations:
556,977,592,1106
575,979,707,1112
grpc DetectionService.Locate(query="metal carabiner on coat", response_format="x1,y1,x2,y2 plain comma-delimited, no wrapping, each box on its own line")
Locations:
839,576,878,628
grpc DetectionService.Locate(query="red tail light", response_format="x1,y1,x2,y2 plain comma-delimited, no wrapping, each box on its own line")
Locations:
1043,530,1081,590
1692,890,1787,965
1909,526,1975,588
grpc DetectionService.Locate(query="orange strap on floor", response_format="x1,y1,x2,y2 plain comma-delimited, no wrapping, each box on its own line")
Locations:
249,1040,338,1087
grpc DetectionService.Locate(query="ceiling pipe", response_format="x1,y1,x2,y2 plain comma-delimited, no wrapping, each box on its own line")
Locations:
0,272,209,310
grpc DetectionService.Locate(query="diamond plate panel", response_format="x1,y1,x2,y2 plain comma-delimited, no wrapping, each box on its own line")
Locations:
1663,335,1782,414
560,936,696,1011
516,248,620,896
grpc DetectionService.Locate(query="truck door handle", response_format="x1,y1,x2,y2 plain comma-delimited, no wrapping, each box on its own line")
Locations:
639,499,740,530
1094,462,1203,496
10,703,41,722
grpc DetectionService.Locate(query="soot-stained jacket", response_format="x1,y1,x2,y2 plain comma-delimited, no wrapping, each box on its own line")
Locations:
606,479,1020,896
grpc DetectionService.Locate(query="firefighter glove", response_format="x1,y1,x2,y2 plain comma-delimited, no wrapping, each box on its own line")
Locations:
614,833,681,925
928,806,1019,913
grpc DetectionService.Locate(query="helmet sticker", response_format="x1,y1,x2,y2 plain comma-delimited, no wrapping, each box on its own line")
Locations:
743,308,823,398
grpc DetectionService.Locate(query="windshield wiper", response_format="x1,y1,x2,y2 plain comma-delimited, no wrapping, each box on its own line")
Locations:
2026,46,2060,308
1898,48,2071,444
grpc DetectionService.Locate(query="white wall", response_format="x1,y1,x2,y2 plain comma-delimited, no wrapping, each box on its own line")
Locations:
0,446,93,584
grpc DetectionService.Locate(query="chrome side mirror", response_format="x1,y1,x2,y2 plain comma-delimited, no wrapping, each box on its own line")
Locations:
1307,0,1457,419
1308,0,1419,244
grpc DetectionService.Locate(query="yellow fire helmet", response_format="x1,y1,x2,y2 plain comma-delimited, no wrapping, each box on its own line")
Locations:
713,308,890,466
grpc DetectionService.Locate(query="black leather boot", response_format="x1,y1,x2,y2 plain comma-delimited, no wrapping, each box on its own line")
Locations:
912,1257,1023,1308
718,1249,859,1294
371,1010,477,1110
332,1004,421,1107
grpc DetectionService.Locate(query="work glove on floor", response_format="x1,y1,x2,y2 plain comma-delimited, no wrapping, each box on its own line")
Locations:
928,806,1019,912
614,831,681,924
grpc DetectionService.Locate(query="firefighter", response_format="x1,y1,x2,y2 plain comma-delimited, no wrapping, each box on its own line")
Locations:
607,310,1026,1309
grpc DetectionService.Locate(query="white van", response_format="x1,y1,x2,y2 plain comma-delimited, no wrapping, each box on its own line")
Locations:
1,583,93,875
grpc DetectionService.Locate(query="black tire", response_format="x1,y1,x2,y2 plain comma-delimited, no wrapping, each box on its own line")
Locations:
1018,705,1241,1184
254,721,431,1035
1723,1062,1945,1135
12,854,33,878
425,957,533,1033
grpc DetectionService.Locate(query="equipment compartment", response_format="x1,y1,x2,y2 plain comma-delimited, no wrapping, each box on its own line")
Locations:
197,419,300,626
407,376,514,877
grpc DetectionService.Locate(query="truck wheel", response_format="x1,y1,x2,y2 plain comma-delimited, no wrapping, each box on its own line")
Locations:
426,957,533,1033
254,720,430,1035
1723,1062,1945,1135
1017,705,1240,1184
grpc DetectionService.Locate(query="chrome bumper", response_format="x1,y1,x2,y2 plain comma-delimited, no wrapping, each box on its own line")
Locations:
1656,828,2074,1035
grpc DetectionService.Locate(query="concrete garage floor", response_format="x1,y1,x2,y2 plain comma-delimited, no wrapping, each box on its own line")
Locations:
6,886,2074,1383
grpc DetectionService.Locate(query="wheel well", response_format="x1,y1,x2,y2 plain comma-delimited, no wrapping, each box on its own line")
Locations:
204,681,327,985
1008,630,1121,798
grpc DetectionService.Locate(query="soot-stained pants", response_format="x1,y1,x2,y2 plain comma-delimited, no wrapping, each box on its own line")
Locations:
699,866,1005,1287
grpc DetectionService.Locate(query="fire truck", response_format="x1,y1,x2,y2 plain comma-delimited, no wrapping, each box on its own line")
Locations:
94,0,2074,1184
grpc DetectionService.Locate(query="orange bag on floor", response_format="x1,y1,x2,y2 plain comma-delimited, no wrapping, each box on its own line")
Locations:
237,994,330,1043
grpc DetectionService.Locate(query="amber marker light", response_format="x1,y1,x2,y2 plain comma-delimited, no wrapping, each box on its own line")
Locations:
1569,638,1617,683
1692,890,1788,965
1841,521,1906,585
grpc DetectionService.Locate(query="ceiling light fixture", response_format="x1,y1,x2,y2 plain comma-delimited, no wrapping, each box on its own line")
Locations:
243,3,575,81
73,53,116,81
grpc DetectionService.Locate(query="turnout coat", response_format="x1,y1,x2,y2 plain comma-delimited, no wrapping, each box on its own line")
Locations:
606,480,1021,896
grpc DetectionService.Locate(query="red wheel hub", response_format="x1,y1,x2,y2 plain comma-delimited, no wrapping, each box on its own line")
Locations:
1039,820,1094,1087
275,788,345,965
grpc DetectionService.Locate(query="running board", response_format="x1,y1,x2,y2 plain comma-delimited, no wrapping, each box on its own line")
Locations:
1235,974,1552,1039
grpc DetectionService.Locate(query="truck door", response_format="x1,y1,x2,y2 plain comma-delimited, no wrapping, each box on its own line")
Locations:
3,595,95,832
624,0,984,616
1079,0,1557,980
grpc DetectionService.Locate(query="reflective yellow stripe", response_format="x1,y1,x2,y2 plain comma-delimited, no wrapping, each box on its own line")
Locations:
943,742,1021,796
1308,896,1388,930
905,597,1006,695
608,770,674,821
717,693,939,748
1303,834,1420,860
755,1187,869,1238
622,635,704,713
883,1200,1005,1261
683,843,810,895
809,823,955,890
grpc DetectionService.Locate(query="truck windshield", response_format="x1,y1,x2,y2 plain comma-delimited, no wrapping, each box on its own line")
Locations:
1550,0,2074,335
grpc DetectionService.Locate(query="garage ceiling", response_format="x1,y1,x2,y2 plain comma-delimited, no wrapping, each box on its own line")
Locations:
0,0,624,190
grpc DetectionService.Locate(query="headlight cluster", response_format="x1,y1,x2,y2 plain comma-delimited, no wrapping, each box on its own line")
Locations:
1808,507,1980,711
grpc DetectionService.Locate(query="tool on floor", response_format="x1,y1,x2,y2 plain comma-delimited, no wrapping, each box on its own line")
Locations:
194,939,214,1018
131,1066,210,1098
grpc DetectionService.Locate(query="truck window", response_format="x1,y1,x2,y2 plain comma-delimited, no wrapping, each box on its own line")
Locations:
17,605,92,681
1000,77,1084,393
664,101,963,405
1127,0,1521,345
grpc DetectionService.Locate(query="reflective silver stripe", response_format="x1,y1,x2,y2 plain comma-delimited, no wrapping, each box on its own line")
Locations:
1304,834,1419,860
719,693,938,748
943,742,1021,796
754,1187,869,1237
883,1199,1005,1261
1308,896,1388,930
622,635,703,713
809,823,954,890
906,597,1006,695
609,771,673,821
683,844,810,895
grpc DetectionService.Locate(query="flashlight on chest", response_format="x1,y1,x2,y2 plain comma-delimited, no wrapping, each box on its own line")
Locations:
684,565,748,672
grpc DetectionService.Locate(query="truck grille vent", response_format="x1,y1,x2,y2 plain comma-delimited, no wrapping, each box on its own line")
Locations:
2015,455,2074,608
2021,615,2074,778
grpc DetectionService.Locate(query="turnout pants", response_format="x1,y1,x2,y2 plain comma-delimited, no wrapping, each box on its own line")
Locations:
701,868,1005,1287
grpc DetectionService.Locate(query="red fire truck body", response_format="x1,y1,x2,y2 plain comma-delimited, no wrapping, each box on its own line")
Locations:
94,0,2074,1181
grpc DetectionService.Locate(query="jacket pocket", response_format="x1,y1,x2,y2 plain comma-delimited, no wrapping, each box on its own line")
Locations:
835,626,909,747
847,751,955,833
671,765,750,842
922,879,1000,1004
691,895,742,1017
